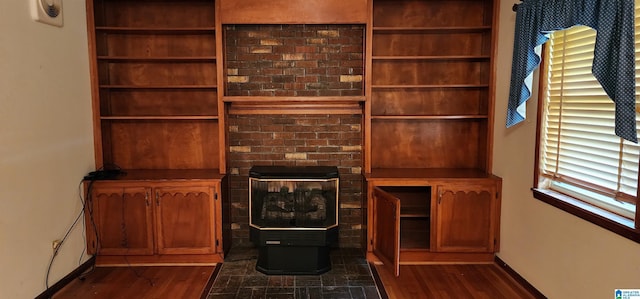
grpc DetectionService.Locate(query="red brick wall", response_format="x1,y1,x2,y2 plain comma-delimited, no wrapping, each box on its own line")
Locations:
227,114,363,248
224,24,364,96
224,24,365,248
224,25,364,247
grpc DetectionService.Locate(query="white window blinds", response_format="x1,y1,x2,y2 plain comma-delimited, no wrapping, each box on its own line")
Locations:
539,1,640,205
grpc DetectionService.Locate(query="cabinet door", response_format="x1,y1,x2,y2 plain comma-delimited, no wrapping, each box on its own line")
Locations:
155,185,216,255
435,182,497,252
87,185,154,255
372,187,400,277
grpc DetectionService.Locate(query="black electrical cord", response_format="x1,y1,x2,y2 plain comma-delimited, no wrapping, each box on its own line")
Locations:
43,164,153,291
84,178,100,255
43,165,109,290
78,179,99,280
44,180,88,289
123,255,155,287
84,165,154,287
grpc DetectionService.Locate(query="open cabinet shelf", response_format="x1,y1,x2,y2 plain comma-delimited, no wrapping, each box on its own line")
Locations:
88,0,222,172
367,0,495,173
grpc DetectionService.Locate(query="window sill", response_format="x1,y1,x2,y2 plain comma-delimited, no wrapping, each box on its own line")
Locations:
532,188,640,244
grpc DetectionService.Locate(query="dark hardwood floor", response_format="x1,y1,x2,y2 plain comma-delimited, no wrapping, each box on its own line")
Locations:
374,263,542,299
53,266,216,299
52,262,541,299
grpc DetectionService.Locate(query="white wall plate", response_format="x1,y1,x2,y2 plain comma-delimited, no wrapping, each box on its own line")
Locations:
31,0,63,27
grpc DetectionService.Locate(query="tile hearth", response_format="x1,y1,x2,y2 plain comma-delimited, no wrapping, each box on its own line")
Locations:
207,247,382,299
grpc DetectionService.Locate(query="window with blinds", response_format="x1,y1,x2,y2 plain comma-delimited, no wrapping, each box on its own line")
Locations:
538,1,639,219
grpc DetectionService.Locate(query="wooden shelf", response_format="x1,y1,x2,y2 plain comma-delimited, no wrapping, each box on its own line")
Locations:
372,84,488,89
224,96,365,102
373,26,491,33
372,55,490,61
100,116,219,121
400,224,430,250
96,26,216,33
367,168,494,180
99,85,217,89
371,115,488,120
98,56,216,62
102,169,224,181
400,211,430,218
88,0,221,172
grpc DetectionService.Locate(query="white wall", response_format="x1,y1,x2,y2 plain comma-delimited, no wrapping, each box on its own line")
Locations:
0,1,94,298
494,2,640,298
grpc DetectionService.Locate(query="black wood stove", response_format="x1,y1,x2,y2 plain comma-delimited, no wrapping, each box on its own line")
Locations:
249,166,339,275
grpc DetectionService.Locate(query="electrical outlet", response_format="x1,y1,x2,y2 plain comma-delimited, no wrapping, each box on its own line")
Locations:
52,240,61,252
31,0,64,27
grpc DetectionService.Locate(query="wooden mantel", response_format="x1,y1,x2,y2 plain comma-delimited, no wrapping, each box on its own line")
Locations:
223,96,365,115
218,0,368,24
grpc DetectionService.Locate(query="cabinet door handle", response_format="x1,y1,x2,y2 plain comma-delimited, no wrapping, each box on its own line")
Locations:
438,189,443,204
156,192,160,206
145,192,150,206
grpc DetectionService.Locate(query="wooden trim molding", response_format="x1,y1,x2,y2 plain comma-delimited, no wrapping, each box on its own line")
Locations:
494,256,547,299
368,263,390,299
533,188,640,244
35,256,96,299
219,0,368,24
223,96,365,115
200,264,223,299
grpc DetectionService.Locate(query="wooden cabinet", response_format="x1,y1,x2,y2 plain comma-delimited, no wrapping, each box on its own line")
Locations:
155,186,217,255
83,0,501,267
371,187,401,276
87,185,154,256
367,175,501,276
364,0,501,274
435,182,498,253
85,174,224,265
84,0,227,265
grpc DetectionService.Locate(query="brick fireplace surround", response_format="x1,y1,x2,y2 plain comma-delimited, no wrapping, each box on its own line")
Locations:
224,24,366,248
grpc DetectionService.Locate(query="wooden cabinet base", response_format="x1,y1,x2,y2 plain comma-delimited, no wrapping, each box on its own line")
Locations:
95,254,223,266
366,173,501,276
367,251,494,266
84,173,226,266
400,251,494,264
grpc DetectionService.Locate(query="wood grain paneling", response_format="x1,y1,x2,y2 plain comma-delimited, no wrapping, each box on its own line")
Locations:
372,31,490,56
104,62,216,86
100,33,216,57
372,60,488,86
102,89,218,117
96,1,215,28
373,0,490,27
371,88,487,116
219,0,368,24
155,186,216,254
105,120,219,170
436,185,495,252
88,186,154,255
371,120,484,169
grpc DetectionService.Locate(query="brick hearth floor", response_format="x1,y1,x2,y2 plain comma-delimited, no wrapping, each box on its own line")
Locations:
206,246,382,299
